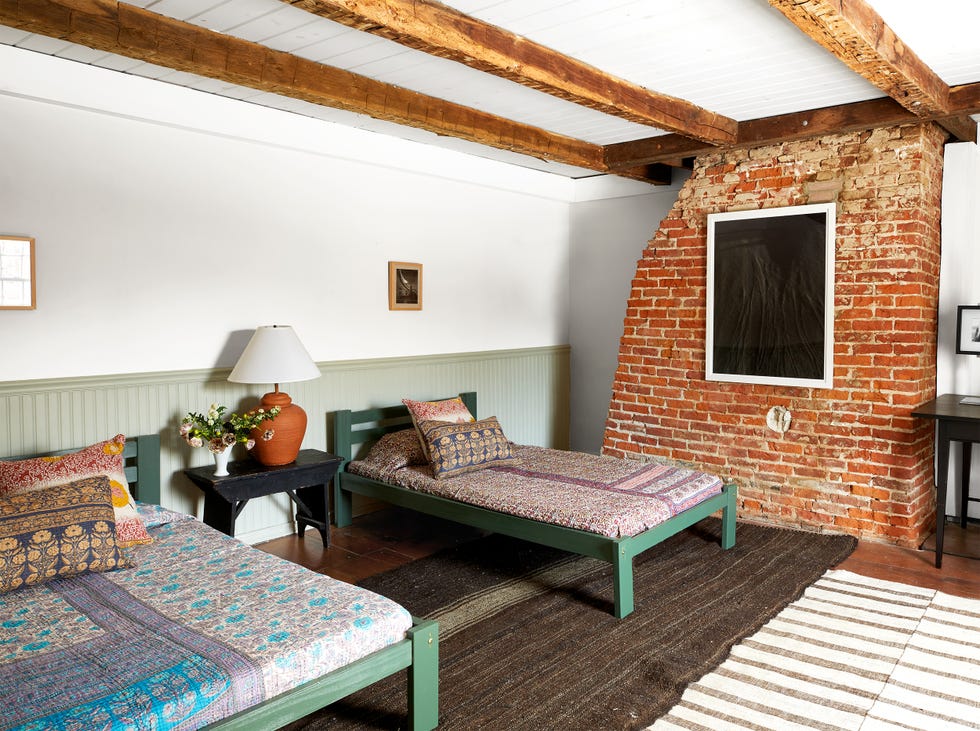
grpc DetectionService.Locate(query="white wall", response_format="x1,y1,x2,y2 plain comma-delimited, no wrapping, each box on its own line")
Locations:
939,141,980,518
568,173,690,452
0,47,579,382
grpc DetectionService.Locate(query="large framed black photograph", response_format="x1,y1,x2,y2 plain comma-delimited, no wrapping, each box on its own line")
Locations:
706,203,836,389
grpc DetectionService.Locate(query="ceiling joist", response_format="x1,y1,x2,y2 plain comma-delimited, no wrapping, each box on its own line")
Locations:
767,0,949,117
286,0,738,146
605,94,980,170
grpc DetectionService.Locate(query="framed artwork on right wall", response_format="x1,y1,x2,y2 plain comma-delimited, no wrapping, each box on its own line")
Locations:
956,304,980,355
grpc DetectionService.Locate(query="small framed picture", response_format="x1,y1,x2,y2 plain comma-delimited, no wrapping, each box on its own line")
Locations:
957,305,980,355
388,261,422,311
0,235,36,310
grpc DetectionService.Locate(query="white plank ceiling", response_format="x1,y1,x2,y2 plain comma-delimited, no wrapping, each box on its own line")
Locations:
2,0,979,178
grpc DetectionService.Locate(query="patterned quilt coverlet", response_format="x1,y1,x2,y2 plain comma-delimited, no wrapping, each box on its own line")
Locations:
0,506,412,730
349,445,723,539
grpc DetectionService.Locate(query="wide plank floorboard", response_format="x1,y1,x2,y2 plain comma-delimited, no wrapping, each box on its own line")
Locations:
257,508,980,596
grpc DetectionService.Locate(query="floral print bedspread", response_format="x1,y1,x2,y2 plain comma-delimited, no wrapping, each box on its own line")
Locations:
350,445,723,539
0,506,412,730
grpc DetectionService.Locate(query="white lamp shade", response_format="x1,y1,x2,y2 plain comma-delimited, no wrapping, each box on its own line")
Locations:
228,325,321,385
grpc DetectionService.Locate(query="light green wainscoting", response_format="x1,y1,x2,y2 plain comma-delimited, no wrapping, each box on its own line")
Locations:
0,346,570,545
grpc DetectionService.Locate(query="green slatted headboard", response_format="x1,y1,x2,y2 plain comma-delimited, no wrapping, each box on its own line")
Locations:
333,392,477,463
2,434,162,504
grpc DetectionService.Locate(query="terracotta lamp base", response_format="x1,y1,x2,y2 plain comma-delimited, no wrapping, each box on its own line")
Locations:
250,390,307,466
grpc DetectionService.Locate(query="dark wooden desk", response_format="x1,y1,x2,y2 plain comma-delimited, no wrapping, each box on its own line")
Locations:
911,394,980,568
183,449,342,544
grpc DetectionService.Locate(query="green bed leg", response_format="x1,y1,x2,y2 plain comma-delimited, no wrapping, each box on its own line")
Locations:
407,620,439,731
721,484,737,550
333,480,352,528
612,547,634,619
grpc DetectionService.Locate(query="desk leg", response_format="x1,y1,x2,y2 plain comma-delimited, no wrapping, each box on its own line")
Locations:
962,442,974,529
203,493,237,537
935,424,951,569
294,484,330,546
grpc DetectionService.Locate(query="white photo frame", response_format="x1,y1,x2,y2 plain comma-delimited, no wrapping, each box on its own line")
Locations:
706,203,835,389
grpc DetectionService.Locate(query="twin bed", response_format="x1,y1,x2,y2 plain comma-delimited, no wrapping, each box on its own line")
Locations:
0,435,438,730
333,392,737,619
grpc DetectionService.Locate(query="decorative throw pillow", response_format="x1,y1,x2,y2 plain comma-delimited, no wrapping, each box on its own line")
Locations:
403,397,475,459
0,435,152,547
362,429,428,472
0,476,131,594
417,416,520,480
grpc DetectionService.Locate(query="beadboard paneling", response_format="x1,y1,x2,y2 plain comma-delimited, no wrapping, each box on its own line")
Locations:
0,346,569,544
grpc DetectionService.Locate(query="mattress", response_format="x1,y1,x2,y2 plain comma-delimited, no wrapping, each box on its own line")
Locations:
349,444,723,539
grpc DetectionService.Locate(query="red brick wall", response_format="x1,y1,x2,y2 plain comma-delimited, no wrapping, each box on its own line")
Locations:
603,123,945,546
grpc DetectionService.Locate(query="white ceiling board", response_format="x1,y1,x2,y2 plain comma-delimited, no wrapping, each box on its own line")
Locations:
872,0,980,86
442,0,885,120
0,25,29,44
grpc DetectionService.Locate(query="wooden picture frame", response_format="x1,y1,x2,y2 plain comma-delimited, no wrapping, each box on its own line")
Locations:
388,261,422,311
956,305,980,356
0,235,36,310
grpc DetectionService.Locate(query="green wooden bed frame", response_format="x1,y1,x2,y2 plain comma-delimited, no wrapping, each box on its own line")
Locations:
3,435,439,731
332,393,737,619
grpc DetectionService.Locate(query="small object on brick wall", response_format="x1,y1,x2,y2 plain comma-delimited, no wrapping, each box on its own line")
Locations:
766,406,792,436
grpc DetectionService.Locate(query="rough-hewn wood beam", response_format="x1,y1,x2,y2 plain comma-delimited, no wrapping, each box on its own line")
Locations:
286,0,737,146
605,98,928,169
0,0,615,174
949,81,980,114
768,0,949,117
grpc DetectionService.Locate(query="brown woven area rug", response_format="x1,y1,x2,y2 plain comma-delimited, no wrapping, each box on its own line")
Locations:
286,519,856,730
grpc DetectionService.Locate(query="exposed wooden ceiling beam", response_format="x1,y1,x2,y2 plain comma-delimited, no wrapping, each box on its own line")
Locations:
2,0,655,178
603,97,973,169
767,0,949,118
286,0,738,146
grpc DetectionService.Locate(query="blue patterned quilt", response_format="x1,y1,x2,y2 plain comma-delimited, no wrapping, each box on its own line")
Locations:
0,506,412,730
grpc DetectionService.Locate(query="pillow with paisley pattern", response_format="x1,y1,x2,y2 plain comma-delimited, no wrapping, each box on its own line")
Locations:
0,435,152,547
0,476,131,594
417,416,520,480
361,428,428,472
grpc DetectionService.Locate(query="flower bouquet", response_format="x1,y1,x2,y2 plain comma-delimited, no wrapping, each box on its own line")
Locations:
179,403,281,454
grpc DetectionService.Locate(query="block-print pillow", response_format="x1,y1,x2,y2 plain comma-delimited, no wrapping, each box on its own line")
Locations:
0,435,152,547
418,416,520,480
0,476,131,593
362,429,428,472
403,397,475,460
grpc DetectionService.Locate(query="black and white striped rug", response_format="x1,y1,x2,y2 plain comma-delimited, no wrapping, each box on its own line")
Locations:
650,569,980,730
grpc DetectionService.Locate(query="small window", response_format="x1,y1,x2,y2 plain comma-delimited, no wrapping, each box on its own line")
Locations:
0,236,36,310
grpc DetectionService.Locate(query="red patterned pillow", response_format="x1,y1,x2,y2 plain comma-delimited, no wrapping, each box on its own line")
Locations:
0,435,152,547
362,429,428,472
403,397,475,459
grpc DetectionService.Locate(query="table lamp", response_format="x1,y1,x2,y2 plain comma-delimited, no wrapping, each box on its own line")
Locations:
228,325,321,466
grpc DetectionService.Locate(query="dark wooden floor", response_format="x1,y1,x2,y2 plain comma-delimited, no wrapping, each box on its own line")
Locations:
257,507,980,599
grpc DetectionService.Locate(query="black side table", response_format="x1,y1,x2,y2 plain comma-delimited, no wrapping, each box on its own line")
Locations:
911,394,980,568
183,449,342,544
